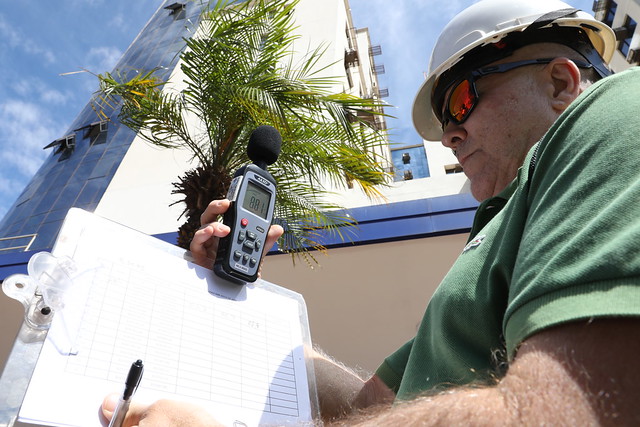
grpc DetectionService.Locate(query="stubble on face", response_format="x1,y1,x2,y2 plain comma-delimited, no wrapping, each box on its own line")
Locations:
459,68,551,201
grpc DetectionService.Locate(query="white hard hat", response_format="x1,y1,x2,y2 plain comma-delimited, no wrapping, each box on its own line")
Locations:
412,0,616,141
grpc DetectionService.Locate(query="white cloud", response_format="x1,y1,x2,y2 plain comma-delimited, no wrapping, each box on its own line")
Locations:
0,100,61,179
0,99,57,218
14,78,71,106
109,13,127,31
0,14,56,64
0,14,21,46
0,176,13,194
86,46,124,73
0,173,24,218
41,88,69,105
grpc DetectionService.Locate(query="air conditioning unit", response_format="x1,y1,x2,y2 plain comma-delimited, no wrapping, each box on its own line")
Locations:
627,48,640,64
344,49,358,67
84,121,108,141
63,135,76,150
164,2,185,14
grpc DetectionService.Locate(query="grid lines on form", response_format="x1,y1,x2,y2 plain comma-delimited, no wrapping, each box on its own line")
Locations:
64,259,185,386
64,257,299,416
209,299,299,416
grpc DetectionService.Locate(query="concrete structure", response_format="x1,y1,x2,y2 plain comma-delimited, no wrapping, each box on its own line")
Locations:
0,0,475,374
593,0,640,71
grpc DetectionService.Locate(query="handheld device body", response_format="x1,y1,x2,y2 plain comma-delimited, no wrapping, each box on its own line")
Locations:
214,164,277,284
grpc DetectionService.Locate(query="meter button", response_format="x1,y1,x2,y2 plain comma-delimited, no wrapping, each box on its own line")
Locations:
247,231,257,241
241,218,249,227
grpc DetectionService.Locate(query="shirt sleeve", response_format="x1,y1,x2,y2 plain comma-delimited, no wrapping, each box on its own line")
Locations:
504,67,640,356
375,338,414,393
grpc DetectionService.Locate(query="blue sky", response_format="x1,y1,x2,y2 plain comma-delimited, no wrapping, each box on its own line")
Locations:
0,0,595,222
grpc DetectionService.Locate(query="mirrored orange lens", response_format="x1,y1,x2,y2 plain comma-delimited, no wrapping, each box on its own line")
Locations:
448,79,476,123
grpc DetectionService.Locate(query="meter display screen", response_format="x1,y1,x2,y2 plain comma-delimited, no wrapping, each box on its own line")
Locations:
242,180,271,219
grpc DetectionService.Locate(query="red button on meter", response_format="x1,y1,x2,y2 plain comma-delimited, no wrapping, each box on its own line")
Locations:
241,218,249,227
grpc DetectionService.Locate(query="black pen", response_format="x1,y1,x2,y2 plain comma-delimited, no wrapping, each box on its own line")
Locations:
109,359,144,427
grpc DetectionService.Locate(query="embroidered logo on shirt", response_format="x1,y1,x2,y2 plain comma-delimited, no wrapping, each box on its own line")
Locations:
463,234,486,253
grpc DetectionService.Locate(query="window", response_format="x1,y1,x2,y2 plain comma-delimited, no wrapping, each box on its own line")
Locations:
44,134,76,157
346,25,354,50
344,49,358,68
603,0,617,27
87,121,108,144
73,121,108,145
391,145,430,181
164,2,186,19
618,15,637,58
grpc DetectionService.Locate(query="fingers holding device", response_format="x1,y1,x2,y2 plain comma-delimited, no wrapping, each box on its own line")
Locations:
213,125,282,284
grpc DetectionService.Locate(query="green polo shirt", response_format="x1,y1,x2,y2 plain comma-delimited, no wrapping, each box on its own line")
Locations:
377,67,640,400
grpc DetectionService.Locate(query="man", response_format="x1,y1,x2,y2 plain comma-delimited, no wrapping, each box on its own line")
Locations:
103,0,640,424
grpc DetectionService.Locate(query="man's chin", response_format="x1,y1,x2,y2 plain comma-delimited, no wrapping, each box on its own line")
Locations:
469,181,493,202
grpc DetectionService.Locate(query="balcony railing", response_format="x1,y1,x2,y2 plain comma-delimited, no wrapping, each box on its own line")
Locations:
0,234,37,253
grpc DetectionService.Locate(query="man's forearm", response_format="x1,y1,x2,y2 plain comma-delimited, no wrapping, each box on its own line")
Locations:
312,351,365,421
330,320,640,426
312,349,394,422
331,385,509,426
331,365,591,426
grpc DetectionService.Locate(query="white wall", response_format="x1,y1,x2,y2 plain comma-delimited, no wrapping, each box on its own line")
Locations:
261,233,469,372
603,0,640,71
94,136,195,235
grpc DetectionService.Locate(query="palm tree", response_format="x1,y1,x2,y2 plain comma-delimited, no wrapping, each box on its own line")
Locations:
95,0,390,264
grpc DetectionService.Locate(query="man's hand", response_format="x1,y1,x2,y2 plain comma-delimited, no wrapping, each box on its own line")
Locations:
189,199,284,269
102,394,222,427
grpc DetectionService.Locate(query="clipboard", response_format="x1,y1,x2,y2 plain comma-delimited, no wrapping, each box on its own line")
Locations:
6,208,319,427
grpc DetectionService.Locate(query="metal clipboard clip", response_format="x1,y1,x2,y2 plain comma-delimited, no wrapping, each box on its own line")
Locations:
2,252,79,355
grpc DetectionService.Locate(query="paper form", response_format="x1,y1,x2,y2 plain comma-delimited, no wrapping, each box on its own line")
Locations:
16,209,315,427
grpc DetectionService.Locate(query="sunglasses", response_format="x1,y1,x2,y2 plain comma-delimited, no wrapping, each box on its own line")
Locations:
438,57,592,130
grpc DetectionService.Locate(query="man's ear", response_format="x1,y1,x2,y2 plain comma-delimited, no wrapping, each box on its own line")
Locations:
546,58,582,114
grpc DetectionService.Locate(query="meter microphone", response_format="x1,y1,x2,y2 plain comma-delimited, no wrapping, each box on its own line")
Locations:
213,125,281,284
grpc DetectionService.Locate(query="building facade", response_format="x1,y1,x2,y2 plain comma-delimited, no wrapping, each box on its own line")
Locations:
593,0,640,71
0,2,203,253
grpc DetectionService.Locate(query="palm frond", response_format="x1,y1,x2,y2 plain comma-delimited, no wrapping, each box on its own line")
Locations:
92,0,393,262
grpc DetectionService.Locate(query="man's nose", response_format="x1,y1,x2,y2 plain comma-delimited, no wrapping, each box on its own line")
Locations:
441,123,467,152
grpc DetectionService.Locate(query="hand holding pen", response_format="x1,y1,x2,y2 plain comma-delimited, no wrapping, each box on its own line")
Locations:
108,359,144,427
102,358,221,426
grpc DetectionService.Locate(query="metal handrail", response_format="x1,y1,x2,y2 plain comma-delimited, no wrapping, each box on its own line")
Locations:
0,234,37,252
